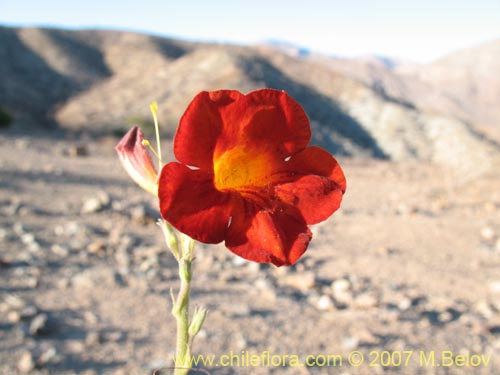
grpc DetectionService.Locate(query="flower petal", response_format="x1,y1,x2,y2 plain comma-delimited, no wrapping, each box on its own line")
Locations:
225,199,312,266
174,90,243,170
274,146,346,224
236,89,311,157
174,89,311,171
158,162,233,243
115,126,158,195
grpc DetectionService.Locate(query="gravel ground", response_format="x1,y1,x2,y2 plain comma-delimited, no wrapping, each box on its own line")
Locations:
1,129,500,375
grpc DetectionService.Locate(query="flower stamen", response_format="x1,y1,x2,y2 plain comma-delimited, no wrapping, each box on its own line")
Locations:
141,138,161,161
150,101,163,168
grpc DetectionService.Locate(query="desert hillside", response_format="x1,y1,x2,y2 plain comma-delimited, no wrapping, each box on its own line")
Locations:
0,26,499,175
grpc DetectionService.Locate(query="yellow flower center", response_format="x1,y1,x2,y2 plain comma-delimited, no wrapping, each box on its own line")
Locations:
214,146,274,191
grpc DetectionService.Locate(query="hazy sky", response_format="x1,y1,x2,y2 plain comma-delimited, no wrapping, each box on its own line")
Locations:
1,0,499,62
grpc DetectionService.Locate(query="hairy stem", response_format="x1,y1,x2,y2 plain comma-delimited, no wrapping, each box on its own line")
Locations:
173,259,191,375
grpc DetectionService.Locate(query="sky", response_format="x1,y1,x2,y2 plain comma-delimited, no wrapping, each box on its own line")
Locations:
1,0,499,63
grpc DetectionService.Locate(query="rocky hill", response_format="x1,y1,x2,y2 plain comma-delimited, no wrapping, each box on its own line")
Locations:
0,26,499,175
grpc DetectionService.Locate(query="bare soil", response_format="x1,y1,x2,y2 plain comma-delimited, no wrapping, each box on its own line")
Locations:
1,129,500,375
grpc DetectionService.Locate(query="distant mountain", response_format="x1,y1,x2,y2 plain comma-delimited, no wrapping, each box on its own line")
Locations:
0,26,498,175
397,39,500,133
256,39,311,57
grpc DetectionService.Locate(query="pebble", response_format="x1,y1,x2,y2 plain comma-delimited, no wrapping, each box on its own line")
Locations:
37,346,58,366
13,222,27,235
354,293,378,309
51,244,69,257
29,313,49,336
17,351,35,373
331,279,353,307
87,240,106,255
7,310,21,323
81,191,111,214
489,281,500,294
397,296,412,311
357,329,379,346
480,226,496,241
20,305,39,320
281,272,316,292
103,330,124,342
66,145,89,157
495,238,500,253
85,331,103,345
474,301,495,319
4,294,25,309
437,310,454,324
129,204,154,224
232,256,249,266
342,336,359,351
316,294,335,311
115,247,131,273
245,261,261,275
0,227,8,241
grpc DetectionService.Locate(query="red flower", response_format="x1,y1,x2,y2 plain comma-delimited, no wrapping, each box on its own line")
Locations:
159,89,346,266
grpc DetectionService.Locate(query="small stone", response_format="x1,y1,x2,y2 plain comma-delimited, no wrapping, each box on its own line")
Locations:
67,145,89,157
438,310,454,323
24,277,39,288
81,192,110,214
83,311,99,325
104,330,124,342
85,331,103,345
316,295,335,311
342,336,359,351
20,305,38,320
4,294,25,309
374,246,390,256
474,301,495,319
245,261,260,275
129,205,149,224
29,313,49,336
481,226,496,241
354,293,378,309
489,281,500,294
7,310,21,323
51,244,69,257
72,272,94,289
37,346,58,366
495,238,500,253
357,329,379,346
233,332,247,350
232,256,249,266
67,340,86,353
397,296,412,311
0,227,8,241
87,240,106,254
20,232,35,243
331,279,353,307
281,272,316,292
115,248,131,272
13,222,27,235
17,351,35,373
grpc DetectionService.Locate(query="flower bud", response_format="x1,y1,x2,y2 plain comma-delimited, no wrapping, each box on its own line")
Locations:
115,126,158,195
188,306,207,338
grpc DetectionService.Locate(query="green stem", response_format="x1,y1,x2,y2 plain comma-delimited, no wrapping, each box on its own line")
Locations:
173,258,191,375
